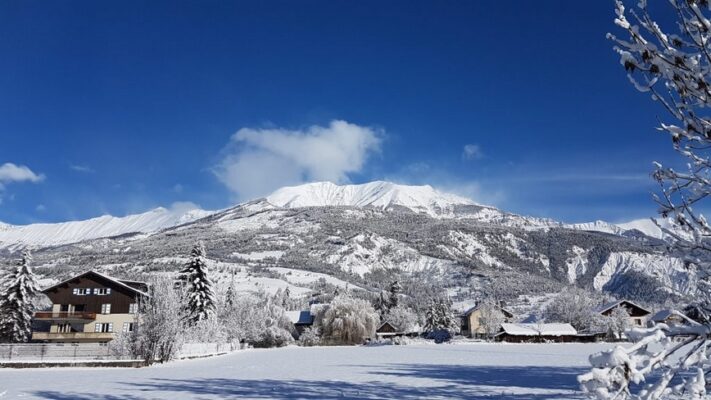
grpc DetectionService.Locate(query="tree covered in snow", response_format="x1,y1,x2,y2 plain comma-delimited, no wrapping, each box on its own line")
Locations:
222,291,293,347
388,280,401,309
477,300,507,341
0,251,39,343
178,243,217,324
319,294,379,345
544,288,603,332
383,306,418,333
606,305,632,341
133,276,186,363
423,295,459,343
581,1,711,398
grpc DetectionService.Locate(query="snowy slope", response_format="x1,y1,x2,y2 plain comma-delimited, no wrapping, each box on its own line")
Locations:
267,181,477,216
0,207,213,249
570,217,677,240
567,220,625,236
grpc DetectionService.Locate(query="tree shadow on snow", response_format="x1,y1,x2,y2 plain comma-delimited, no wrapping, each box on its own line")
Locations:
32,365,589,399
368,363,586,391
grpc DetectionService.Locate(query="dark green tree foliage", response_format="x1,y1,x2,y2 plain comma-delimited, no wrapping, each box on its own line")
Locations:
0,251,40,343
178,243,216,324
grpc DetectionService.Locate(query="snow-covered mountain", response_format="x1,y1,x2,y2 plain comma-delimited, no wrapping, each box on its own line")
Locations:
569,217,677,240
0,181,693,306
266,181,477,216
0,206,213,250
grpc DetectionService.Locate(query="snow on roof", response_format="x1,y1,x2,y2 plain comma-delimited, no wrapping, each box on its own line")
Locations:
499,323,577,336
461,304,514,318
596,300,651,315
285,311,314,325
651,309,698,325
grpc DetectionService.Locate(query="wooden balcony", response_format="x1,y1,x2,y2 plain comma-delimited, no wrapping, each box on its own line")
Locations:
34,311,97,322
31,332,114,341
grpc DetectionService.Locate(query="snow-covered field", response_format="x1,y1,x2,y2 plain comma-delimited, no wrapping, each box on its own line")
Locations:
0,342,613,399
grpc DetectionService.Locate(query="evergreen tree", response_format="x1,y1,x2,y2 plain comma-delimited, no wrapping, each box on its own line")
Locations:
388,281,401,309
423,296,458,343
0,251,40,343
178,243,216,324
225,272,236,309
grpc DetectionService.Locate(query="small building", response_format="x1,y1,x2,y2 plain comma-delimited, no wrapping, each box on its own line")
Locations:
32,270,148,344
597,300,651,328
650,309,697,327
375,321,400,339
460,303,514,338
495,323,578,343
285,310,315,338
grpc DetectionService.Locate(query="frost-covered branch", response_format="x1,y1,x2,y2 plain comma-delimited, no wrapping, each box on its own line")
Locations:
582,1,711,398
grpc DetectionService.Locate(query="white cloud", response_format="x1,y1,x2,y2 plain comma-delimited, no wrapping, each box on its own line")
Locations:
214,120,382,201
462,144,484,160
0,163,45,190
70,164,94,173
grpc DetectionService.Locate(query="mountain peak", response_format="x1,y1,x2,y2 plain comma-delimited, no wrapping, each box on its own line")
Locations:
266,181,477,216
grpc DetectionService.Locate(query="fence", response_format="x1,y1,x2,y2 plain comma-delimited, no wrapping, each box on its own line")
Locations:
177,342,242,359
0,343,124,361
0,341,243,362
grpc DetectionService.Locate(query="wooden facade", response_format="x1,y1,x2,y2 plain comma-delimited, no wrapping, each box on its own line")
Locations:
32,271,148,343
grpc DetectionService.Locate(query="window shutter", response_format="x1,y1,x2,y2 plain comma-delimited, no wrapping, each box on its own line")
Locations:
95,323,100,332
108,323,113,333
73,288,78,295
107,288,111,294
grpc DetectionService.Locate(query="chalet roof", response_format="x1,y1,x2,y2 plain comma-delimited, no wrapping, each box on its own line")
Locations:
461,304,514,318
42,270,150,298
651,309,698,325
285,310,314,325
497,323,577,337
376,321,398,332
596,300,651,316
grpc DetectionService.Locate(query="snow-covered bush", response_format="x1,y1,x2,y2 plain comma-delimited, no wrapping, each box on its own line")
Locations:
298,327,320,347
183,315,228,344
579,1,711,398
223,291,293,348
319,294,379,345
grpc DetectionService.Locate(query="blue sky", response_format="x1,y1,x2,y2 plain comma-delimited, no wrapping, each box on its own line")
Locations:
0,1,680,224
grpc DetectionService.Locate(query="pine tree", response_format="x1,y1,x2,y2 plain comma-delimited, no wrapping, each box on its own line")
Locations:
0,251,40,343
423,296,458,343
178,243,216,324
225,272,236,309
388,281,401,309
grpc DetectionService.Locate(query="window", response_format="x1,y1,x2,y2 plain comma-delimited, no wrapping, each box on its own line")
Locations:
122,322,135,333
57,323,71,333
129,303,138,314
94,323,113,333
72,288,91,296
94,288,111,295
60,304,69,312
101,304,111,314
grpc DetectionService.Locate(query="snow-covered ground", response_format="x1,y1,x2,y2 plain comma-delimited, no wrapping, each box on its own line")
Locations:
0,343,614,399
